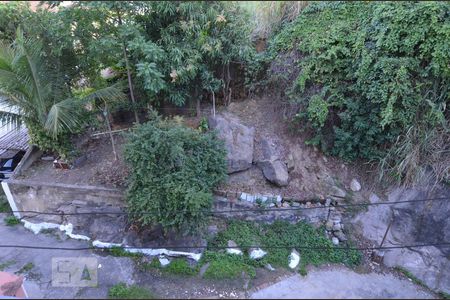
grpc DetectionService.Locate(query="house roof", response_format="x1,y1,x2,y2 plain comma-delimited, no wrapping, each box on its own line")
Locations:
0,126,29,158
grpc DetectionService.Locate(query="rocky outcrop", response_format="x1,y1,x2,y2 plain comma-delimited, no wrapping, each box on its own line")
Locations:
352,187,450,294
208,113,255,174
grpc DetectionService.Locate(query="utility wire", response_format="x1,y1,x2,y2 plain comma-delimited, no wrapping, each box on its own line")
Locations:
0,242,449,252
9,196,450,216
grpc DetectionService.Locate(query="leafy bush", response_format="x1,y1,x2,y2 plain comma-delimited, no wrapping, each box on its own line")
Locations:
124,114,227,234
268,2,450,180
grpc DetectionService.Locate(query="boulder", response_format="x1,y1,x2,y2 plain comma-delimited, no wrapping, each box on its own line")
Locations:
208,113,255,173
255,138,290,187
258,160,289,187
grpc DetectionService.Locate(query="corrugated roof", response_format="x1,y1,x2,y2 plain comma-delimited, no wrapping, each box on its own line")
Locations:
0,126,29,155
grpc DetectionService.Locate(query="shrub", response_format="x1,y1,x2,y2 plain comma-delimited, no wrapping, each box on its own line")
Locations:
268,2,450,183
124,114,227,234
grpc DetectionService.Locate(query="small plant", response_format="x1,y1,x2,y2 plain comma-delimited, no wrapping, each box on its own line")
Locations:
0,260,15,271
108,283,155,299
198,117,209,133
16,262,34,274
438,291,450,299
0,194,10,213
4,215,20,226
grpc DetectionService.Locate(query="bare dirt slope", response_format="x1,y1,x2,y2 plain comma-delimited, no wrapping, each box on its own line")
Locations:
218,95,381,202
17,134,128,188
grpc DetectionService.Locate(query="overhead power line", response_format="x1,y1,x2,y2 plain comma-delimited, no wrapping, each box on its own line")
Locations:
0,242,449,252
9,196,450,216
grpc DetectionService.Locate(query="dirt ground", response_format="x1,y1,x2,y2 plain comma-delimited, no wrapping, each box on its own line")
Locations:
17,133,129,188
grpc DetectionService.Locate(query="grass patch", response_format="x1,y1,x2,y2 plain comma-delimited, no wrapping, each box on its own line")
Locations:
4,215,20,226
140,258,197,276
209,220,362,275
108,247,143,258
0,260,15,271
201,251,256,280
0,194,10,213
108,283,155,299
16,262,34,274
163,258,197,276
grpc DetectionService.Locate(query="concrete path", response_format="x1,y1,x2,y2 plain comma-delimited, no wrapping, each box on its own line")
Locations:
0,215,135,299
251,266,435,299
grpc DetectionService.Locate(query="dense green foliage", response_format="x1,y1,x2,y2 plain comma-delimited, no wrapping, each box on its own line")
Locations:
269,2,450,170
124,115,227,234
207,220,361,276
108,283,155,299
40,1,254,109
0,29,125,157
0,2,30,41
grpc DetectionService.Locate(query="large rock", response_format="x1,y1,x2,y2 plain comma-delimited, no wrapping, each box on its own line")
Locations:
208,113,255,174
255,138,289,187
384,246,450,294
352,186,450,293
258,160,289,187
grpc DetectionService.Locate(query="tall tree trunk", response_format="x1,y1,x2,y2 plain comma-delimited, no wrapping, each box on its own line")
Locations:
195,85,201,118
116,9,140,124
104,104,118,161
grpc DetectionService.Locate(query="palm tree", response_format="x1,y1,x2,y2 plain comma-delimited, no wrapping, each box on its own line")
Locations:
0,29,125,156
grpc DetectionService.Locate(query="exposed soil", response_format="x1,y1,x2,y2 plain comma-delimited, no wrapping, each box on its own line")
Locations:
17,133,129,189
218,94,383,203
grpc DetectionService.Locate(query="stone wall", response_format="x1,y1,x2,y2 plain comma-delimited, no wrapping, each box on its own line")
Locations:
212,195,330,224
